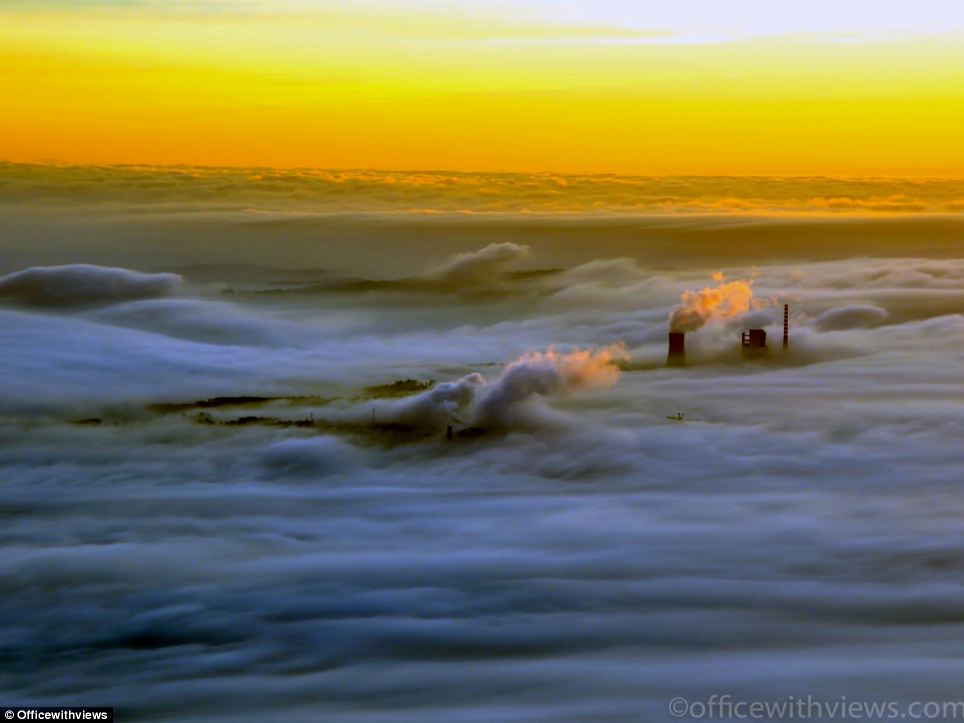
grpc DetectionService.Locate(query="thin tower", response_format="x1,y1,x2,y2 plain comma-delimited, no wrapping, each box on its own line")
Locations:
783,304,789,350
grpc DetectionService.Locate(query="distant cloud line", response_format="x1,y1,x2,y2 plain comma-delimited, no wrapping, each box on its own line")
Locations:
2,163,963,214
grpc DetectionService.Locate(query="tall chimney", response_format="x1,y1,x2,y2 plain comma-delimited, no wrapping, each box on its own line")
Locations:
667,332,685,366
783,304,789,350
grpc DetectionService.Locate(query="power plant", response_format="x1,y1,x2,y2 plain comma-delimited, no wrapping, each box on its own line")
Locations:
741,328,767,358
666,331,686,366
667,303,789,365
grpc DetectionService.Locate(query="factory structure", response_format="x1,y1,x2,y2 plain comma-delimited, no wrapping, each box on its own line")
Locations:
666,331,686,366
667,303,789,365
740,328,768,358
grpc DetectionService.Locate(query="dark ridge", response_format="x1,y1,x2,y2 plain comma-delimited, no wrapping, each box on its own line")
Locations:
195,395,271,408
149,395,335,413
503,267,563,280
363,379,435,398
224,415,315,428
192,413,315,428
69,418,103,426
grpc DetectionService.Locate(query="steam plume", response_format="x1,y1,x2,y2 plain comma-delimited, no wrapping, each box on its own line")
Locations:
474,346,626,427
379,345,626,430
670,272,754,332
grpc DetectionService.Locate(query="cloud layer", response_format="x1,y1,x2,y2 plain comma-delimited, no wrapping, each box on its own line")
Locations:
426,242,531,282
5,162,964,214
0,245,961,722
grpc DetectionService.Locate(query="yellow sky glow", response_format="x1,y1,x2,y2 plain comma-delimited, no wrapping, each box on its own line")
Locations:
3,2,964,175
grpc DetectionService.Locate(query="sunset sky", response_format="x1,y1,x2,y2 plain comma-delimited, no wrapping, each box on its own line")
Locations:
3,0,964,175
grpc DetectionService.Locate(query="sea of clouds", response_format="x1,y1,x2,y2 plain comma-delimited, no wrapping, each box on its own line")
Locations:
1,177,963,721
4,163,964,214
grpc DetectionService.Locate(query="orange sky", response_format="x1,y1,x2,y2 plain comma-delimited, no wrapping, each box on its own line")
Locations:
3,2,964,175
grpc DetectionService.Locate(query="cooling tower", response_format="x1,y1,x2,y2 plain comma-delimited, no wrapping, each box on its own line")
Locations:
667,332,685,366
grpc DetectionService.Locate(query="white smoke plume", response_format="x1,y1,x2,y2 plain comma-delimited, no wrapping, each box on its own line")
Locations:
670,271,755,332
473,346,625,427
387,373,486,428
377,345,626,430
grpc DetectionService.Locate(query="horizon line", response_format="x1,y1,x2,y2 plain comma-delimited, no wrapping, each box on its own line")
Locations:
4,159,964,182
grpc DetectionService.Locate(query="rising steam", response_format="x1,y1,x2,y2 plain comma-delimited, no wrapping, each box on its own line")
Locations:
670,272,754,332
377,345,626,430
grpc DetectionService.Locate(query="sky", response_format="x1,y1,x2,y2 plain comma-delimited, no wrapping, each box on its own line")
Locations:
3,0,964,174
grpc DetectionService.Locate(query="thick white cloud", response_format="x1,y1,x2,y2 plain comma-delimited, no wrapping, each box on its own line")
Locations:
257,436,357,478
0,247,961,721
87,298,312,347
815,303,889,331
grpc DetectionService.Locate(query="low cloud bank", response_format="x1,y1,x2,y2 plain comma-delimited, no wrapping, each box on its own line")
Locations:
815,304,890,331
5,163,964,214
257,436,356,478
87,298,307,347
0,250,962,721
0,264,181,307
425,242,531,283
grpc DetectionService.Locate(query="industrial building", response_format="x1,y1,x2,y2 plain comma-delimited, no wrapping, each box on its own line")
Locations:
741,328,767,358
667,304,789,365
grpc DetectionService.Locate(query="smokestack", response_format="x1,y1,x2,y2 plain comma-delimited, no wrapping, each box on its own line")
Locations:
783,303,789,350
667,332,686,366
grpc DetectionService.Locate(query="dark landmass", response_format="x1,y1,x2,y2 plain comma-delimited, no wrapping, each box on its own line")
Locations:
362,379,435,398
149,395,335,413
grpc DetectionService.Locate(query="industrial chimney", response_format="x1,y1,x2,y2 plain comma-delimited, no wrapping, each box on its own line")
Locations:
783,303,789,350
667,332,685,366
